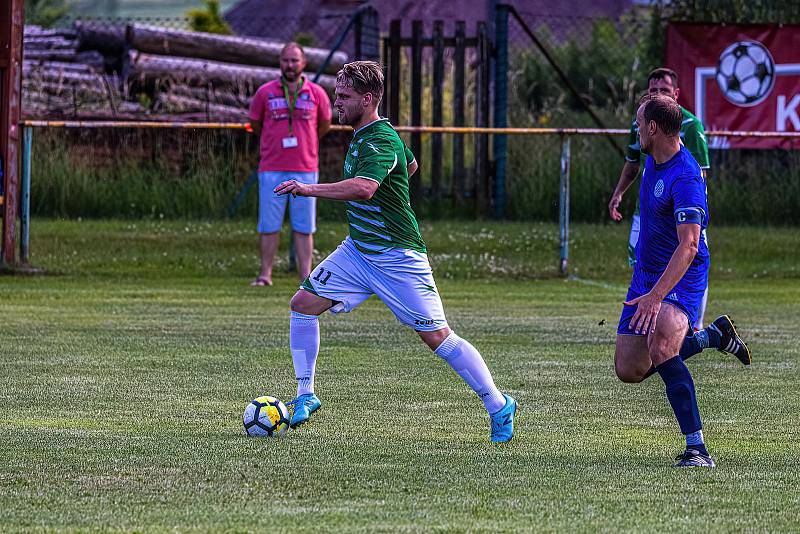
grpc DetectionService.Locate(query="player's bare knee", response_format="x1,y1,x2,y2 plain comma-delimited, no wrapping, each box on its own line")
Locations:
290,290,317,315
648,332,681,366
419,327,452,351
615,362,645,383
289,291,308,313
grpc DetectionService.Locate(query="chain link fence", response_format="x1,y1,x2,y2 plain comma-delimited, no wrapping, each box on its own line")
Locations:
20,7,800,224
502,8,799,225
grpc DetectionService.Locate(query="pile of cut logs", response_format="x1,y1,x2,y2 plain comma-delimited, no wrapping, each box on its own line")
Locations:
23,22,346,120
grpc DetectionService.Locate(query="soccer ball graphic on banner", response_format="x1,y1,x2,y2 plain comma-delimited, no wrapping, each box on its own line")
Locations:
715,40,776,107
243,396,290,437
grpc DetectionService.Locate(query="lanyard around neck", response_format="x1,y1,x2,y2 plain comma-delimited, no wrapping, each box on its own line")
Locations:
281,76,304,136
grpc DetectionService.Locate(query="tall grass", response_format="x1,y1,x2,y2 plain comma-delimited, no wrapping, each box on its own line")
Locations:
28,125,800,224
30,128,258,219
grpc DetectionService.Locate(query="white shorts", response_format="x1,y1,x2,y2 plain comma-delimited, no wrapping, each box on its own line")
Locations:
258,171,318,234
300,237,448,332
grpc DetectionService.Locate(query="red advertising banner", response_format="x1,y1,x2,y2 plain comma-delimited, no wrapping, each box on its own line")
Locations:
666,23,800,149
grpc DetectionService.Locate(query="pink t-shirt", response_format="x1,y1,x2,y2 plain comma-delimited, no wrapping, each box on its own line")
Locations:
249,77,332,172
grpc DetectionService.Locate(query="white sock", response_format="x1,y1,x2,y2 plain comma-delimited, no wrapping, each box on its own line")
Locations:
290,311,320,396
434,332,506,414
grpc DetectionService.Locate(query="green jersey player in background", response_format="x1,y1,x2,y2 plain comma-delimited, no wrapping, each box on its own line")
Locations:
609,68,711,329
274,61,517,442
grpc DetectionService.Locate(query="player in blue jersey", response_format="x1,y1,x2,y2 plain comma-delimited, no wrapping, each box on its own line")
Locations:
613,95,750,467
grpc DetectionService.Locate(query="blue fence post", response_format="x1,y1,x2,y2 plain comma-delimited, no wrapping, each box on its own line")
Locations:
493,3,509,219
20,125,32,264
559,135,571,276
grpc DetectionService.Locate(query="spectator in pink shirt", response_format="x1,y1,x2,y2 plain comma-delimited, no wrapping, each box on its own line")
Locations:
248,42,332,286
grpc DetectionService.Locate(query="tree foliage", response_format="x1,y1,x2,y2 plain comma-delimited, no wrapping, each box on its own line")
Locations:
512,14,653,123
664,0,800,24
510,0,797,123
25,0,68,28
187,0,232,35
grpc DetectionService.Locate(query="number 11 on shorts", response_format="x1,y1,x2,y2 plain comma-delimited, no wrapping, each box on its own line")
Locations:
312,268,332,285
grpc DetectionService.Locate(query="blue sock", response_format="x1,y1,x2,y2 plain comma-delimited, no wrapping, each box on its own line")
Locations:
656,356,703,441
641,333,700,380
685,430,708,455
679,330,709,359
642,330,713,380
705,323,723,348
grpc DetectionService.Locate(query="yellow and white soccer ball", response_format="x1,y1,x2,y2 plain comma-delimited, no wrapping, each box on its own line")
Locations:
243,395,290,437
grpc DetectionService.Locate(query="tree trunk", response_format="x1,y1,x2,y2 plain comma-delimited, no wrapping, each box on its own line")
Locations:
127,51,337,92
156,93,249,120
128,24,348,75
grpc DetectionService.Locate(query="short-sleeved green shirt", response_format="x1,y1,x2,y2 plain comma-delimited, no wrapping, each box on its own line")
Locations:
342,118,426,255
626,106,710,169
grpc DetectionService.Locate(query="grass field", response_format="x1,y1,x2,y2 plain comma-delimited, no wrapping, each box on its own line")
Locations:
2,219,799,531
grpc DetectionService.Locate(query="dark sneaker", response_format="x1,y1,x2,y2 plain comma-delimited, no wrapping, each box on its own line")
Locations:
673,448,715,467
288,393,321,429
710,315,751,365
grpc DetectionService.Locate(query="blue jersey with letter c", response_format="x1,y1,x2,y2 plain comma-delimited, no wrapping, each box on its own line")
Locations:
637,145,709,274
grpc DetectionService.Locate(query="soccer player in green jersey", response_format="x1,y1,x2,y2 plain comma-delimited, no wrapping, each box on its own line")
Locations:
609,68,712,329
274,61,517,442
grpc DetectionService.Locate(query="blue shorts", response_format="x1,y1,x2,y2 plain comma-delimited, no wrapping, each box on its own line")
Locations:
258,171,318,234
617,264,708,336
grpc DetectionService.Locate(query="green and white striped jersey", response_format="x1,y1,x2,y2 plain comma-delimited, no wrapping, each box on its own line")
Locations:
341,118,426,255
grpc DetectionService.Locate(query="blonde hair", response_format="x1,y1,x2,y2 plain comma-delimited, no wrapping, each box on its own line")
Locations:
337,61,384,103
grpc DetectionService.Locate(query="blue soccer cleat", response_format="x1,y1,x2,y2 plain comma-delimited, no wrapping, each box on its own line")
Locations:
288,393,321,429
490,394,517,443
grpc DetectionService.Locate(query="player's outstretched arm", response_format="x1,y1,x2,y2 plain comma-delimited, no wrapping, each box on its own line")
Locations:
609,160,640,221
274,177,379,201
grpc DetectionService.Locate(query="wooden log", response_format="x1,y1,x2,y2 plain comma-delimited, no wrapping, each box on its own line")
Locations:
127,51,338,92
23,36,76,49
128,23,348,75
24,66,110,85
24,80,115,100
166,83,250,109
23,48,78,62
24,59,96,74
24,25,77,39
22,105,149,120
156,93,248,120
23,65,121,107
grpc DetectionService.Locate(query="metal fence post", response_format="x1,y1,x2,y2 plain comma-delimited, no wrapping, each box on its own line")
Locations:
493,3,509,219
559,135,571,276
20,126,32,264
